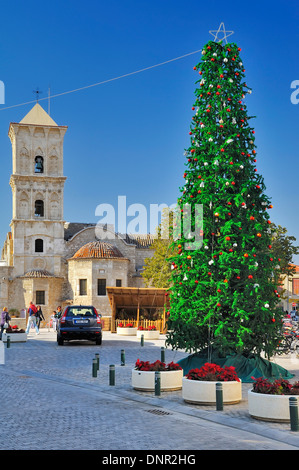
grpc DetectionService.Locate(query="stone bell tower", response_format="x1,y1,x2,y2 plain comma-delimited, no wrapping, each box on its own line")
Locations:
8,103,68,277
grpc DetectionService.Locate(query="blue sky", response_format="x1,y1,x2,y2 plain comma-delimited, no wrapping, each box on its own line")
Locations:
0,0,298,259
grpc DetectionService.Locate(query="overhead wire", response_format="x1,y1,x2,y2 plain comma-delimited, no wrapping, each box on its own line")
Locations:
0,48,202,112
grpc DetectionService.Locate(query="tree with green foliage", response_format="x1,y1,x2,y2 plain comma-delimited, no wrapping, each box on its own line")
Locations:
142,209,175,288
270,224,299,277
165,39,284,359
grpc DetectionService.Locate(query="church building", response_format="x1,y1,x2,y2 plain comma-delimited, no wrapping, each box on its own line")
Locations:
0,103,155,323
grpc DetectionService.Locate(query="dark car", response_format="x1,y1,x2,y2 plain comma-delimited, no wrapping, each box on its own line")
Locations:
57,305,102,345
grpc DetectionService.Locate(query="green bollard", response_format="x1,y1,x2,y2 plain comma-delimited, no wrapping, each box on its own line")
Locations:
155,371,161,396
95,353,100,370
141,334,144,347
161,347,165,363
121,349,125,366
216,382,223,411
109,364,115,386
92,358,97,377
6,336,10,349
289,397,299,432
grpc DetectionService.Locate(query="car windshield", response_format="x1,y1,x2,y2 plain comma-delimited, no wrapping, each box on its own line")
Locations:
66,307,97,318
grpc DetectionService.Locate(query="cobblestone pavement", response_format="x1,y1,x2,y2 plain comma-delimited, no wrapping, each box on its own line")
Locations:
0,329,299,451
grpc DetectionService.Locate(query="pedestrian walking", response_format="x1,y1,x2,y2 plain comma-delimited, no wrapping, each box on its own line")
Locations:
36,305,45,329
0,307,11,340
25,301,39,335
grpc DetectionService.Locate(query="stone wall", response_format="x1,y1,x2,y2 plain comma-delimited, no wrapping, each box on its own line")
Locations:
67,257,130,316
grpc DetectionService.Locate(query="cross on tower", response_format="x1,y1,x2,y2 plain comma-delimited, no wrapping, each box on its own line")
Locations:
33,87,42,103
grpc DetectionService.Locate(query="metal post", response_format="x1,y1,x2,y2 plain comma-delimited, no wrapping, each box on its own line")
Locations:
161,347,165,362
289,397,299,431
92,358,97,377
6,336,10,349
95,353,100,370
155,371,161,396
121,349,125,366
109,364,115,386
141,334,144,347
216,382,223,411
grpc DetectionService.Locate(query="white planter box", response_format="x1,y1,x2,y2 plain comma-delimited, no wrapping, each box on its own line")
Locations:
132,368,183,391
116,327,137,336
182,377,242,405
136,330,160,340
248,389,297,422
2,332,27,343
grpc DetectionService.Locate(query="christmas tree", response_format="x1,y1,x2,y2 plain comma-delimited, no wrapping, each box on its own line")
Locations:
166,39,284,360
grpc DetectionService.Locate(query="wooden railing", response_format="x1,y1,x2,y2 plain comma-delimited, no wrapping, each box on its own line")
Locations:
115,318,165,332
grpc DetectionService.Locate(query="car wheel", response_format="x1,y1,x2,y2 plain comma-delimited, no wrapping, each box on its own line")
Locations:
57,335,64,346
95,335,102,345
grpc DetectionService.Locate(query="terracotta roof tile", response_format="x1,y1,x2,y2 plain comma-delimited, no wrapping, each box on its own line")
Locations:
20,270,56,278
71,241,125,260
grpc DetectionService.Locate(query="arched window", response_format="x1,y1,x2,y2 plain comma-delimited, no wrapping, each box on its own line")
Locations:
35,239,43,253
35,200,44,217
35,156,44,173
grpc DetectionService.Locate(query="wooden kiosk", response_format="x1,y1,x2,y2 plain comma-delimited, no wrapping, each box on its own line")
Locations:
106,287,169,333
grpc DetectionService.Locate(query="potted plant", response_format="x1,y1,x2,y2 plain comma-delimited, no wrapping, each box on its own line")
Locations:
116,322,137,336
248,377,299,422
182,362,242,405
2,325,27,343
132,359,183,391
137,325,160,340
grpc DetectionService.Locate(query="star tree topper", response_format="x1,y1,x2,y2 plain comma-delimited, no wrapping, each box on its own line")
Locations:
209,22,234,44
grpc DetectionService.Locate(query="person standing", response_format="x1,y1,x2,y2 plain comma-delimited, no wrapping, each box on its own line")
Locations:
52,306,62,332
25,301,39,335
36,305,45,329
0,307,11,340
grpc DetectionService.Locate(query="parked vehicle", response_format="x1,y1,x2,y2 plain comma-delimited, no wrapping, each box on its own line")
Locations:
57,305,102,345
